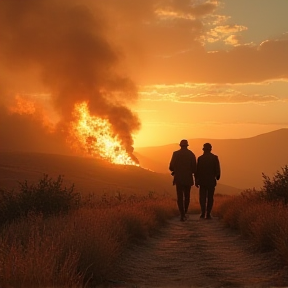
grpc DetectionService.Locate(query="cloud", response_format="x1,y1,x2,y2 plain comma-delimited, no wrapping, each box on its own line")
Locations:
87,0,287,85
177,93,280,104
155,0,217,17
139,83,286,104
135,39,288,84
224,35,240,46
214,25,247,34
206,24,247,45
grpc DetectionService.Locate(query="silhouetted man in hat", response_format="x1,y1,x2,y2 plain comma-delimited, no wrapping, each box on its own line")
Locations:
195,143,221,219
169,139,196,221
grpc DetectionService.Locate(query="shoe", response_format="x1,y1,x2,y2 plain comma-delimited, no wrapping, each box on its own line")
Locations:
200,214,205,219
205,214,212,220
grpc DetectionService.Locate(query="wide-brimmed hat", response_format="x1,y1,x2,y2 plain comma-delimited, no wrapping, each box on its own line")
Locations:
180,139,189,146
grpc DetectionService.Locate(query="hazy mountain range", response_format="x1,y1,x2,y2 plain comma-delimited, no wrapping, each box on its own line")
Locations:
135,128,288,190
0,129,287,197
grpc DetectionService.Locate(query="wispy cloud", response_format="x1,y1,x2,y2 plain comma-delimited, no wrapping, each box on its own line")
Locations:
206,24,247,44
224,35,241,46
139,83,287,104
92,0,287,85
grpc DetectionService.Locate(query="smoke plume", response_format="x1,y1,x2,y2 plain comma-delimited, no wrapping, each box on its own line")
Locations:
0,0,140,155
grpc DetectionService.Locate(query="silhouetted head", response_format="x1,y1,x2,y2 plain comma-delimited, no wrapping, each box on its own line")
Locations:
203,143,212,152
180,139,189,147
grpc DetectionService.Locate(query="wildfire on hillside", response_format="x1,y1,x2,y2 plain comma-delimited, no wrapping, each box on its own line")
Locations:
68,101,139,166
0,0,141,164
5,96,139,166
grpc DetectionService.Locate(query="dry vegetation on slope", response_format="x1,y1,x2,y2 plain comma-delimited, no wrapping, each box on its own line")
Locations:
0,182,179,287
0,162,288,287
0,151,175,197
1,144,288,287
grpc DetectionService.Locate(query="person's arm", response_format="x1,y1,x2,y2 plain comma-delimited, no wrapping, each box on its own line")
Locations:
195,157,200,188
169,152,175,173
191,153,197,185
215,156,221,180
191,153,197,174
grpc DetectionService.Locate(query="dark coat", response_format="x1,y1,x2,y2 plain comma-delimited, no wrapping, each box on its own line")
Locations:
169,148,196,186
195,152,221,187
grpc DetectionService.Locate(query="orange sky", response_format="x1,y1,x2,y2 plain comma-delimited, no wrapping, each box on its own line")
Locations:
0,0,287,152
119,0,288,147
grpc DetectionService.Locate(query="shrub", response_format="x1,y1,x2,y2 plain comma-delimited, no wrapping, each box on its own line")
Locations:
0,189,21,227
0,174,80,226
18,174,80,216
261,165,288,204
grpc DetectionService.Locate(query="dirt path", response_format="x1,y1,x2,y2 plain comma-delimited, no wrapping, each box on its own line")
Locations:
106,214,288,288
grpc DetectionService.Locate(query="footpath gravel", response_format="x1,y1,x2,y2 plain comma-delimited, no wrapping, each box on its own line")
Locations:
105,214,288,288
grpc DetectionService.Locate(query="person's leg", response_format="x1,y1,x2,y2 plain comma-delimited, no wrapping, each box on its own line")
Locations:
199,186,207,218
206,186,215,218
184,185,191,214
176,184,185,220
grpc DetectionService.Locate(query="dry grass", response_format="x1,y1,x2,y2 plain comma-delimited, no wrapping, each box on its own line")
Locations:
218,191,288,265
0,213,83,287
0,193,178,287
2,188,283,287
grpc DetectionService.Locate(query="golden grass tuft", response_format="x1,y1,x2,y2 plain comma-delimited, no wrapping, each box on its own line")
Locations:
0,193,178,287
218,191,288,265
0,213,83,287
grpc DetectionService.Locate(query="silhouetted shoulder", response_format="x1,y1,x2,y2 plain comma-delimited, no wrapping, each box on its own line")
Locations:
198,152,218,159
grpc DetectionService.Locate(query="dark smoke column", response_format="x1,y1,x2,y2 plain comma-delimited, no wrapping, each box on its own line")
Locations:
0,0,141,156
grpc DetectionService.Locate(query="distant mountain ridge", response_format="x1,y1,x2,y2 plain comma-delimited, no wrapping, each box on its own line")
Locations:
135,128,288,189
0,151,241,197
1,129,286,195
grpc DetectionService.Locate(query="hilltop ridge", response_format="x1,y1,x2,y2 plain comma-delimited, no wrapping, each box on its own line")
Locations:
1,129,286,194
0,150,241,197
135,128,288,189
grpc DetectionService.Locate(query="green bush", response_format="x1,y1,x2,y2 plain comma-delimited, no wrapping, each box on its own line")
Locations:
0,174,80,226
261,165,288,204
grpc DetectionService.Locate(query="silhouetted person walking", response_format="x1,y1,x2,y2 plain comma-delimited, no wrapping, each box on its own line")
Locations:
195,143,221,219
169,139,196,221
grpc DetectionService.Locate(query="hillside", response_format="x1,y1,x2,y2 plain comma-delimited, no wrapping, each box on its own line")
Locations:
134,128,288,189
0,151,240,197
0,151,173,196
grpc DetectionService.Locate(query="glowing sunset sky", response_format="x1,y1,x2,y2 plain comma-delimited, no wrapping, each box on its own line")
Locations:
129,0,288,146
0,0,287,152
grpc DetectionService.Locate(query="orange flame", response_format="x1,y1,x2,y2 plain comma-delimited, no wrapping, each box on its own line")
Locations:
69,101,139,166
8,94,57,133
9,95,36,115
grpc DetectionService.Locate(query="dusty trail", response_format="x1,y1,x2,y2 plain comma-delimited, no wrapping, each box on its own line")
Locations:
107,214,288,288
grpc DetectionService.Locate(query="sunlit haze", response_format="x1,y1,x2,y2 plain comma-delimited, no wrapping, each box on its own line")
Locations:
0,0,287,155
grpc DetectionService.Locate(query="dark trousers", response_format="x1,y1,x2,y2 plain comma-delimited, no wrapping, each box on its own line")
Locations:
176,184,191,217
199,185,215,216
